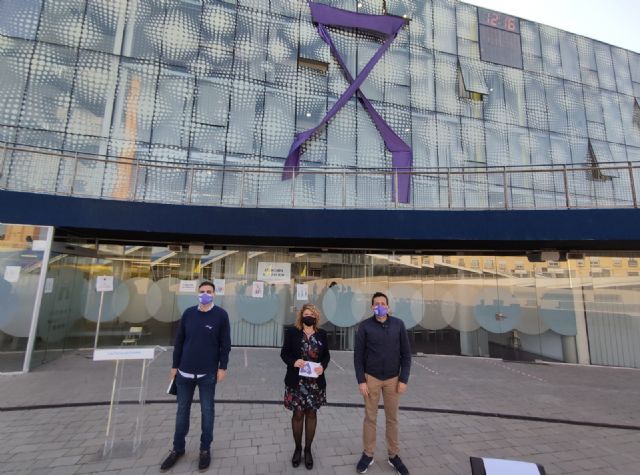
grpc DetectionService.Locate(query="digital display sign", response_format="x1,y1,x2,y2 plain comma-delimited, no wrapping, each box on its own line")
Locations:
477,8,523,69
478,7,520,33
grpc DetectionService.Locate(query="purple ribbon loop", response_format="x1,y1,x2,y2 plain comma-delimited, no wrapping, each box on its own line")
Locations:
283,2,412,203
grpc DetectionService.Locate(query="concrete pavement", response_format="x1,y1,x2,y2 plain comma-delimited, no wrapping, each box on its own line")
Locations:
1,348,640,474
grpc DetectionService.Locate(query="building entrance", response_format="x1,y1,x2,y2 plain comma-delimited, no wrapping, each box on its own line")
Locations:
18,238,640,371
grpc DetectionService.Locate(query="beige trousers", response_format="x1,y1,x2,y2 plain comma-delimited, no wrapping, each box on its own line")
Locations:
362,374,400,457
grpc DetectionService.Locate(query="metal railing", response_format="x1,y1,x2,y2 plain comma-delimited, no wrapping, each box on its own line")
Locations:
0,143,638,210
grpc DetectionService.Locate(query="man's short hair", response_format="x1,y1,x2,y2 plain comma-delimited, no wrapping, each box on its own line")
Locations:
199,280,215,291
371,291,388,305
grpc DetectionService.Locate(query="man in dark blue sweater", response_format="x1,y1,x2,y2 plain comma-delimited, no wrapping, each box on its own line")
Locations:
354,292,411,475
160,281,231,472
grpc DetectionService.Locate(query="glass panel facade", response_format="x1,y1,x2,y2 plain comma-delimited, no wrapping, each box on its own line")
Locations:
0,0,636,208
0,223,51,372
29,240,640,369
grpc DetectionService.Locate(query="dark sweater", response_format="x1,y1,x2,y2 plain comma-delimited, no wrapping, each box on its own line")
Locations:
354,315,411,384
173,305,231,374
280,327,330,389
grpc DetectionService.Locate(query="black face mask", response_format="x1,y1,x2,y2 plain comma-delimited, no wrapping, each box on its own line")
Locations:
301,316,316,327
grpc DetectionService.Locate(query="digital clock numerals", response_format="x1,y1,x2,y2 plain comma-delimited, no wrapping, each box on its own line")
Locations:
484,12,517,32
478,7,520,34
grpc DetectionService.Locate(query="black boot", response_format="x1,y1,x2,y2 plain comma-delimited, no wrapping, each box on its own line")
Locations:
292,447,302,468
304,448,313,470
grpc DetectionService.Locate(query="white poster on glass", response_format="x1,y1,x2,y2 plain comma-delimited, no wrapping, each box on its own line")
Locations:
96,275,114,292
214,279,226,296
257,262,291,283
44,278,54,294
296,283,308,301
3,266,21,283
179,280,198,293
252,281,264,298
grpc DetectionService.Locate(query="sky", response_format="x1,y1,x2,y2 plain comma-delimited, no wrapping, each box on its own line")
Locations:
464,0,640,53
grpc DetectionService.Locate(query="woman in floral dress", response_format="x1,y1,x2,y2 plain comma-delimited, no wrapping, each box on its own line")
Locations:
281,303,331,470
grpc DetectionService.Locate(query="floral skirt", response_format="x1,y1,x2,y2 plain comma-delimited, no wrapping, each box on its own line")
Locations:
284,378,327,411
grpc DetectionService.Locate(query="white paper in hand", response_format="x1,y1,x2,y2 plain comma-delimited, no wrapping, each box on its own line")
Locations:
298,361,321,378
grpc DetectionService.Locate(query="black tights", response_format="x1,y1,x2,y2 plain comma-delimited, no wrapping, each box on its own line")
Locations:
291,409,317,451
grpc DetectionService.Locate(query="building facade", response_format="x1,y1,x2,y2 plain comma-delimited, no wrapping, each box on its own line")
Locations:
1,0,640,372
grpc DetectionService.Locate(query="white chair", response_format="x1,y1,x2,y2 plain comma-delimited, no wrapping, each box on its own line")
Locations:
121,326,143,345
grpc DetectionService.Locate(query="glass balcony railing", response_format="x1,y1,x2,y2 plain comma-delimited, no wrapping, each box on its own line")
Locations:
1,143,638,210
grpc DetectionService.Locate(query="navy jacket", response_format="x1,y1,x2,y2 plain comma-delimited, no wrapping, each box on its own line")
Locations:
280,326,330,389
173,305,231,374
354,315,411,384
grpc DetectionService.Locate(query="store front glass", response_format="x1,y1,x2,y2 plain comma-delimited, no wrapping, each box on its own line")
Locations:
31,242,640,369
0,223,52,372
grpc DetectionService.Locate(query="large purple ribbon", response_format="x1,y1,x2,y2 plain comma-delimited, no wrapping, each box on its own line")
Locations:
283,2,412,203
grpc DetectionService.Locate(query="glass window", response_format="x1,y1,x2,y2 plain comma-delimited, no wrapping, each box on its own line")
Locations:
159,2,201,68
110,59,159,144
564,82,587,137
461,117,486,163
433,0,457,55
20,43,76,133
196,79,230,127
410,49,435,111
234,10,269,80
227,80,263,155
558,32,580,82
545,77,568,134
385,49,410,86
503,68,526,126
435,53,459,115
611,47,633,95
298,17,330,64
520,21,541,57
124,0,161,60
68,51,119,137
410,112,437,168
358,37,385,101
267,18,298,86
357,104,386,167
81,0,126,54
529,131,551,165
0,38,31,127
549,133,571,164
483,69,507,123
594,42,616,91
601,91,625,144
436,114,462,168
459,58,489,94
540,25,562,78
327,98,356,168
455,3,478,41
38,0,86,48
150,69,194,148
201,2,236,50
410,0,433,49
0,0,42,41
524,73,548,130
485,121,509,166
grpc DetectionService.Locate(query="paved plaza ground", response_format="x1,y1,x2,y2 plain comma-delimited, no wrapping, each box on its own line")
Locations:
1,348,640,474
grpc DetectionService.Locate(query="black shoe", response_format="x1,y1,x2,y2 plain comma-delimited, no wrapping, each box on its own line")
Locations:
160,449,184,472
291,447,302,467
388,455,409,475
198,449,211,471
304,448,313,470
356,452,374,473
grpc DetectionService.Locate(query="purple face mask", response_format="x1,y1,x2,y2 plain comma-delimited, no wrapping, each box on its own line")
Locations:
373,304,388,318
198,293,214,305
